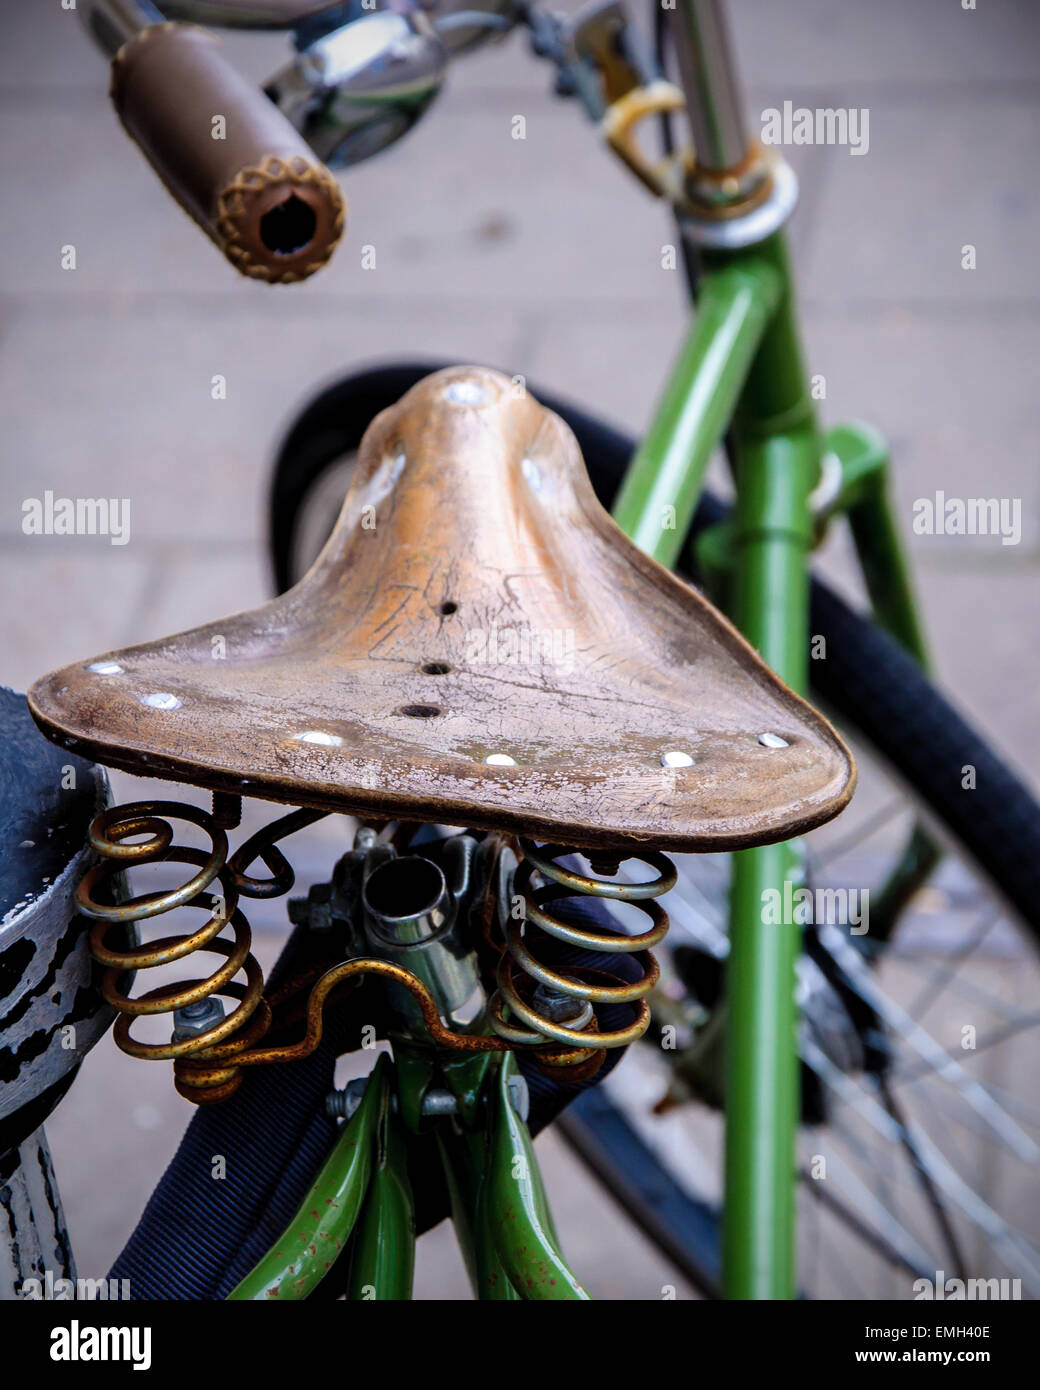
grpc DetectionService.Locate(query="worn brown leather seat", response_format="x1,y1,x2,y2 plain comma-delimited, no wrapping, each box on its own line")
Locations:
29,367,854,852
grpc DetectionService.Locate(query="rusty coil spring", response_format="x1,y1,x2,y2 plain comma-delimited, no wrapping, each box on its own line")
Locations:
489,838,675,1061
76,796,324,1102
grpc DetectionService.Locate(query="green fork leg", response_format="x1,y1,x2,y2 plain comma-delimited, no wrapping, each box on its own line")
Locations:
345,1077,416,1299
436,1056,587,1300
227,1055,388,1300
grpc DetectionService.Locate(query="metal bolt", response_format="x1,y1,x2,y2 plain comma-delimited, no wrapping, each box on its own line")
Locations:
324,1081,461,1122
420,1087,459,1117
288,881,335,931
308,882,334,931
588,854,620,877
325,1077,370,1121
532,982,592,1026
326,1077,531,1124
172,997,225,1041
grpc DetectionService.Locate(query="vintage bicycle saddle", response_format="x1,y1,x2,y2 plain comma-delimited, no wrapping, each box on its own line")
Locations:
29,366,854,852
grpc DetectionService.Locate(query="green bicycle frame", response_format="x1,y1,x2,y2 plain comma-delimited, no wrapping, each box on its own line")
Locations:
615,229,813,1300
613,222,928,1296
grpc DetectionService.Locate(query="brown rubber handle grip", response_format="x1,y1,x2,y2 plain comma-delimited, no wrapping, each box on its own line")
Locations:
110,22,345,283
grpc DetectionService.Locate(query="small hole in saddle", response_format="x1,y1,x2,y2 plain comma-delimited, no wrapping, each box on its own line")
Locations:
398,704,441,719
422,662,451,675
439,601,458,616
258,194,317,255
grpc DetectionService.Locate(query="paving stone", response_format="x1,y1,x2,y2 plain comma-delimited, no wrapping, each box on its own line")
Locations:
805,98,1040,306
730,0,1040,89
915,566,1040,787
0,547,153,693
803,309,1040,551
0,85,674,308
0,299,526,543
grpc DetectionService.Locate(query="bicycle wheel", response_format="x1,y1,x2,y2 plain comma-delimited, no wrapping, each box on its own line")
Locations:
269,362,1040,1298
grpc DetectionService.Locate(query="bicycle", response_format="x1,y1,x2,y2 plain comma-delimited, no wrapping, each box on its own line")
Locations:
4,0,1039,1303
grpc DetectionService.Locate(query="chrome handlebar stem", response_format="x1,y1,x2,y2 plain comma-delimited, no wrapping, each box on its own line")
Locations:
667,0,748,172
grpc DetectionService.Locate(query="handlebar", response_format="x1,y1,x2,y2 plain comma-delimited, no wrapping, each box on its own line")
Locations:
81,0,766,283
86,4,345,283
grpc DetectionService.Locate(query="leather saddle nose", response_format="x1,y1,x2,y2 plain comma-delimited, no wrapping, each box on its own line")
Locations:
28,366,854,852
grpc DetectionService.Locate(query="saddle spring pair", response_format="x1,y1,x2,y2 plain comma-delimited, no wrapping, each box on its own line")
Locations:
28,367,854,1098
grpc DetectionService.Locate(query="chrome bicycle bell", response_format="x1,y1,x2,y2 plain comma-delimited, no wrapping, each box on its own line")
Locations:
266,10,449,168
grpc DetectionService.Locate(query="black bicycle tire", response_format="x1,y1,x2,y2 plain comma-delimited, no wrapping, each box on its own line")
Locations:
268,361,1040,1292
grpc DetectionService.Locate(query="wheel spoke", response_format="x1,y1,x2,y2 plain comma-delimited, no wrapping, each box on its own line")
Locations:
799,1143,934,1278
803,1038,1040,1293
811,799,907,872
817,924,1039,1162
905,907,1000,1021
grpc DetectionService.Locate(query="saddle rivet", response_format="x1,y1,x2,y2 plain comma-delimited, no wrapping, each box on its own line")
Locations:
87,660,123,675
296,730,343,746
758,732,789,748
444,380,486,406
485,753,517,766
140,692,181,710
521,456,542,490
661,750,694,768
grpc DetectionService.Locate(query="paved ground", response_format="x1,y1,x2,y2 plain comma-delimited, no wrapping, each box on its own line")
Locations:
2,0,1038,1298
